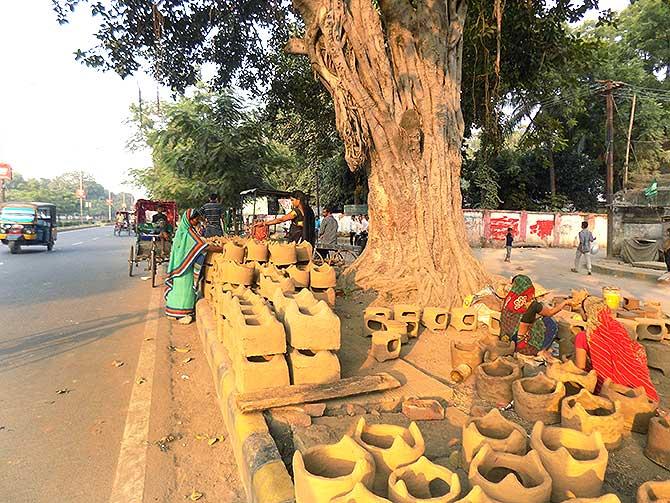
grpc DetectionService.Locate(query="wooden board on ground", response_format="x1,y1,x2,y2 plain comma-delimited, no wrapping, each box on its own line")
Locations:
632,261,666,271
235,372,402,413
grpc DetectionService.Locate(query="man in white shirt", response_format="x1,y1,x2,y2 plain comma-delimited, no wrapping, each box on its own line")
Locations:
360,215,369,233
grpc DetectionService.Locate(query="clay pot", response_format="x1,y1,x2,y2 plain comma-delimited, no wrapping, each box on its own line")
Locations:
530,422,608,502
258,273,295,300
352,418,425,497
453,486,501,503
599,378,658,433
310,263,337,289
268,241,297,266
512,372,565,425
461,408,527,469
475,359,522,404
561,389,624,450
293,435,375,503
296,241,313,263
272,288,317,322
644,416,670,471
387,456,461,503
564,496,621,503
331,482,392,502
479,337,515,362
286,264,311,288
468,444,552,503
245,239,269,262
451,340,484,373
546,360,597,395
636,480,670,503
220,261,255,286
223,241,246,263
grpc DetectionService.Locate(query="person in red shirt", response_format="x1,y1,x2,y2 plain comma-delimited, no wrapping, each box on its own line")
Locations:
574,297,658,401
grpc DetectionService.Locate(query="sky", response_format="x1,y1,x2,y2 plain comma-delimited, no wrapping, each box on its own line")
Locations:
0,0,631,197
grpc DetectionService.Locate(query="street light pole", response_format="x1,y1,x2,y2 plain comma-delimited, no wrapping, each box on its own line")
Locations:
79,171,84,225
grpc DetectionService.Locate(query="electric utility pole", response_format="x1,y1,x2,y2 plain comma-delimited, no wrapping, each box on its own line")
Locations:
597,80,623,258
623,93,637,190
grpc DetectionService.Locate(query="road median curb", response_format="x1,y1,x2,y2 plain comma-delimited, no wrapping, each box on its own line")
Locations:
196,298,295,503
592,261,661,283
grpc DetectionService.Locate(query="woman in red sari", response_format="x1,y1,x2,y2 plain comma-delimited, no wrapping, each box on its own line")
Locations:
574,297,659,401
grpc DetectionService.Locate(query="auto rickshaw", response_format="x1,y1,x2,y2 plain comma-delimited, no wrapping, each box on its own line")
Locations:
0,202,58,254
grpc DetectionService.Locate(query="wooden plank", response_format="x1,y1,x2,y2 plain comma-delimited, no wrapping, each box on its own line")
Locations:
235,372,402,413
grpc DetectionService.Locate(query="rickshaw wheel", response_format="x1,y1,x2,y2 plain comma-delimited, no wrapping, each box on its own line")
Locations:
9,242,19,254
150,249,157,287
47,241,54,251
128,245,135,277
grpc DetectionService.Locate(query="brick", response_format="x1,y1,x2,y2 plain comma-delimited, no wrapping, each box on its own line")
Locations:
346,403,366,416
228,310,287,357
623,297,641,311
287,347,340,385
450,307,478,331
310,263,336,289
421,307,450,331
303,403,326,417
284,300,341,350
269,408,312,428
402,398,445,421
370,331,402,362
640,340,670,375
234,353,290,393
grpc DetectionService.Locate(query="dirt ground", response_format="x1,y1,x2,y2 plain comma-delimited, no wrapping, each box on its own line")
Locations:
143,316,245,503
266,282,669,503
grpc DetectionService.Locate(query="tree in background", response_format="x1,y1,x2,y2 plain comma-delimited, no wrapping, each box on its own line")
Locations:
55,0,599,305
127,87,295,210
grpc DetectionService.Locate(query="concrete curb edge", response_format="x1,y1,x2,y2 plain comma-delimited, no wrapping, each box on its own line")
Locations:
196,298,296,503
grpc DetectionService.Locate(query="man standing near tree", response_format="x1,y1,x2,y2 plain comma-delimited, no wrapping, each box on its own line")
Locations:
318,207,338,247
505,227,513,262
199,193,224,237
572,221,595,275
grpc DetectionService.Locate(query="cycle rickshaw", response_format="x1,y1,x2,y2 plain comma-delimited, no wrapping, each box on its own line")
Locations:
128,199,177,287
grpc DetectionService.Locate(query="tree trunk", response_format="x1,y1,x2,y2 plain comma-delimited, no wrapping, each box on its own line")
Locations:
548,147,556,198
290,0,488,306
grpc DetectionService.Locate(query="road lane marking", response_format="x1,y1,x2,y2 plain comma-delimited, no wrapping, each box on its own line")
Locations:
72,241,83,246
92,237,99,241
109,287,160,503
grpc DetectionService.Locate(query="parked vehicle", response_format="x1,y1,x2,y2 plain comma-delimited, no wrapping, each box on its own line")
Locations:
128,199,177,287
114,210,133,236
0,202,57,254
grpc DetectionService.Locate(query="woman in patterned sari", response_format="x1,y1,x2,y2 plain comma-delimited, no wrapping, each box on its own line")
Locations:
164,209,221,324
500,275,569,362
574,297,659,401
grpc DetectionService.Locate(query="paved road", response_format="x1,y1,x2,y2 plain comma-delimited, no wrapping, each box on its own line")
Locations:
0,227,159,502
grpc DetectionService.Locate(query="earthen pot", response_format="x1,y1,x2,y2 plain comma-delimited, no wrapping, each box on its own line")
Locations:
480,338,515,362
353,418,425,497
530,421,608,502
599,378,658,434
387,456,461,503
512,372,566,425
561,389,624,450
223,240,246,263
451,340,484,373
546,360,597,395
245,239,269,262
461,408,527,469
453,486,501,503
310,263,337,289
636,480,670,503
293,435,375,503
286,264,311,288
564,496,621,503
331,482,392,502
295,241,313,263
644,416,670,471
268,241,297,265
468,444,552,503
475,359,522,404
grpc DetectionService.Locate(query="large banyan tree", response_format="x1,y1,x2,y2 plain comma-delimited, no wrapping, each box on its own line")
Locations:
54,0,598,306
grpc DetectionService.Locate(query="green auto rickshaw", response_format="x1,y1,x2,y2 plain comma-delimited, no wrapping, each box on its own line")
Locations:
0,202,58,254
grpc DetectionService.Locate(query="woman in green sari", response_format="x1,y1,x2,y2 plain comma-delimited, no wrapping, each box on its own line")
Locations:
164,209,221,324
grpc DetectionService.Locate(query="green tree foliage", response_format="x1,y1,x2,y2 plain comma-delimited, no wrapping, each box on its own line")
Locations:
127,87,295,209
5,171,133,217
